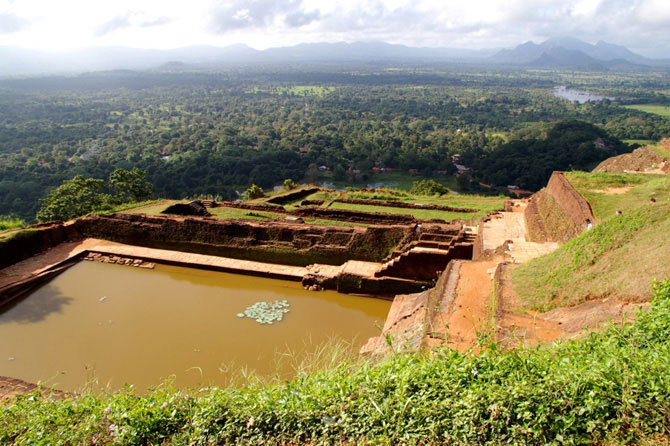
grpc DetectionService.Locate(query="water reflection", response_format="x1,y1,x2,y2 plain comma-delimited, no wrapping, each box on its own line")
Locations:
0,286,73,324
553,86,614,104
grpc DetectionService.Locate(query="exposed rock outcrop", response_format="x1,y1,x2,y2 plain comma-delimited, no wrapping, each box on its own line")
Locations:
593,144,669,174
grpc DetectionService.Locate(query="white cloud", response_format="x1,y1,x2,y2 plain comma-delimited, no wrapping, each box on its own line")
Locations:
635,0,670,23
0,0,666,57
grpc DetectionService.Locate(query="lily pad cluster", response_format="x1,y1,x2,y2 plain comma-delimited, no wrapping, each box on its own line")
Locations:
237,300,290,325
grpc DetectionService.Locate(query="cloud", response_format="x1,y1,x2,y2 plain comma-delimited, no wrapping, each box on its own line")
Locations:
140,17,171,28
635,0,670,24
0,13,27,34
95,12,171,37
0,0,668,58
95,13,132,36
285,10,320,28
209,0,318,32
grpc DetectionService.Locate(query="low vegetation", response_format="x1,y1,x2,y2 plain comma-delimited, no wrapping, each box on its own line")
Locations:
329,201,476,222
623,104,670,118
513,200,670,310
245,184,265,200
409,178,450,196
3,68,670,222
2,280,670,444
0,216,24,232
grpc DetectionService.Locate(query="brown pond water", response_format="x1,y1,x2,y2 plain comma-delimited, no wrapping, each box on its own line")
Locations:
0,261,390,392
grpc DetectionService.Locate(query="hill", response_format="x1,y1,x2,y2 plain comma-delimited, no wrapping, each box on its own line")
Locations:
463,120,630,191
2,38,668,76
490,37,666,69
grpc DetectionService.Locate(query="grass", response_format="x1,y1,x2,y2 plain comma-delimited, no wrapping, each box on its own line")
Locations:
321,172,459,191
623,104,670,118
565,172,670,221
119,200,178,216
0,216,25,232
0,228,38,244
208,207,284,221
329,201,475,222
621,138,670,159
340,188,505,212
100,200,167,215
647,143,670,159
329,197,502,223
513,201,670,311
622,139,656,146
118,189,503,226
3,280,670,444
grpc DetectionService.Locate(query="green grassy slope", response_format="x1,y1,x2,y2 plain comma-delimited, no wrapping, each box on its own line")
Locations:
3,280,670,444
514,174,670,310
513,202,670,311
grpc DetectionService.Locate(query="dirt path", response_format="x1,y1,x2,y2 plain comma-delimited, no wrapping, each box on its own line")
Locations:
423,204,562,352
425,259,499,352
591,187,632,195
118,200,173,214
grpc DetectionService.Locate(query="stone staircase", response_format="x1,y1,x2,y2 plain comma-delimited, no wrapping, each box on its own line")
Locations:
375,228,475,280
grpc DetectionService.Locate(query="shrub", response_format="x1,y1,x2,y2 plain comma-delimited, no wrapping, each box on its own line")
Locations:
245,184,265,200
410,179,449,196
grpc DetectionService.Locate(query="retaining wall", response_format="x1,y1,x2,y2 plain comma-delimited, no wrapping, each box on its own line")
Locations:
266,187,321,205
75,213,413,267
0,224,81,270
525,172,595,242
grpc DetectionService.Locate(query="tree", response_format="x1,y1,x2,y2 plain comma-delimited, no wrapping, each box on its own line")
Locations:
283,179,297,191
36,176,107,222
245,184,265,200
108,168,153,204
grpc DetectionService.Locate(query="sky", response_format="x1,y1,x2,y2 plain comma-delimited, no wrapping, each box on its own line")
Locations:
0,0,669,57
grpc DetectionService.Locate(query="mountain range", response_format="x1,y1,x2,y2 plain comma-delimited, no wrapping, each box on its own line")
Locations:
0,38,667,76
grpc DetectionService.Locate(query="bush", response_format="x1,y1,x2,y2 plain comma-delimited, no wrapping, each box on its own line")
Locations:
245,184,265,200
410,179,449,196
283,179,297,191
0,216,25,231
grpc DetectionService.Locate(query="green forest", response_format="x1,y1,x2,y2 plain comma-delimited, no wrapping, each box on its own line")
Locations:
1,66,669,221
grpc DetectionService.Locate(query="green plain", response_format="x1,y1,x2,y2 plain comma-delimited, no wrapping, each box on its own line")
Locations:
623,104,670,117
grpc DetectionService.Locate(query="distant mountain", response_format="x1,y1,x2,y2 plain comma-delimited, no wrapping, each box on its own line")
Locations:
256,41,497,62
0,38,666,76
490,37,665,69
0,44,262,76
0,42,499,76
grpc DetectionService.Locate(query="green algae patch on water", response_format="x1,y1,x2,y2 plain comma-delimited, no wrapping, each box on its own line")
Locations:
239,300,290,324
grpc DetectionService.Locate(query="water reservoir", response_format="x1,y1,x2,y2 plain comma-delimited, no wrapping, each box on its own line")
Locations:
0,261,390,392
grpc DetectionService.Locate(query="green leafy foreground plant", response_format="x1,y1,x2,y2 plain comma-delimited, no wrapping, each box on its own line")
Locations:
2,280,670,445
